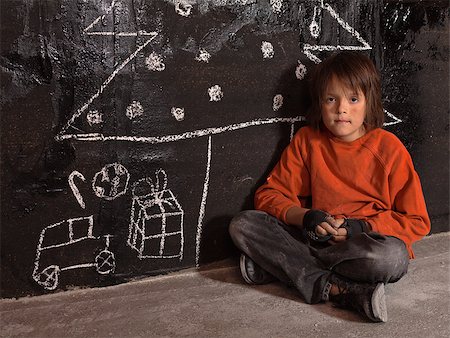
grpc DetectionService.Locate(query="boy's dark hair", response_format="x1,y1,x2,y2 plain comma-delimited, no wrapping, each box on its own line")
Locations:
307,51,384,130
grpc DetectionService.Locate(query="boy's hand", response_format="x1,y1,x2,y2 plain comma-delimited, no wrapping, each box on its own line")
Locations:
316,217,348,243
315,217,343,237
303,209,337,242
326,218,369,244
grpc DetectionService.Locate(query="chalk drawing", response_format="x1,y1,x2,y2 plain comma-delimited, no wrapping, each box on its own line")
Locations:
68,171,87,209
83,0,156,38
126,101,144,120
309,5,322,38
295,61,307,80
175,1,193,17
303,1,371,63
58,116,305,143
273,94,284,111
32,215,115,290
83,0,117,34
384,109,402,126
55,1,158,139
128,169,184,260
87,110,103,126
145,52,166,72
261,41,274,59
195,49,211,63
51,0,394,271
195,136,212,266
208,85,223,102
270,0,283,14
290,123,295,141
171,107,185,121
92,163,130,200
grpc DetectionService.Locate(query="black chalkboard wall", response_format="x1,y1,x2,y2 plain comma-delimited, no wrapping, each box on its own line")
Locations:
1,0,448,298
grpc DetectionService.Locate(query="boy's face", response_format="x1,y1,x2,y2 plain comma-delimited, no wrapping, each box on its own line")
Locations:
321,76,367,142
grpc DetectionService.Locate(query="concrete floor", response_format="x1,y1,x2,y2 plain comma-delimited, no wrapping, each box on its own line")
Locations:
1,233,449,338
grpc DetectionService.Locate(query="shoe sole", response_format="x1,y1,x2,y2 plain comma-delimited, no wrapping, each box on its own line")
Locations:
371,283,388,322
239,254,255,285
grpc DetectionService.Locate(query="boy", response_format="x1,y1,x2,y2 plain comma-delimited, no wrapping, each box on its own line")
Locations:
229,51,430,322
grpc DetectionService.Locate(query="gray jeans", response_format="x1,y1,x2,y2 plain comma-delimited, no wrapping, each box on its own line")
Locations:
229,210,410,304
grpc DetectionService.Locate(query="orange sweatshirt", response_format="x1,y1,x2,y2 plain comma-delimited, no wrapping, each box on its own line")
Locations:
255,126,431,258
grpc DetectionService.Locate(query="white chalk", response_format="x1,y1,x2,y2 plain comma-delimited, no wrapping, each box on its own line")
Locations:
303,2,371,63
195,49,211,63
57,32,158,137
145,52,166,72
208,85,223,102
175,1,192,17
270,0,283,14
309,5,322,38
56,116,305,144
196,136,212,267
384,109,403,126
92,163,130,200
171,107,185,121
295,61,307,80
68,171,87,209
261,41,274,59
32,216,115,290
273,94,284,111
126,101,144,120
128,169,184,260
87,110,103,126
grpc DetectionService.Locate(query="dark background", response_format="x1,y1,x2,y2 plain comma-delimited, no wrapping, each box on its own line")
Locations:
1,0,448,298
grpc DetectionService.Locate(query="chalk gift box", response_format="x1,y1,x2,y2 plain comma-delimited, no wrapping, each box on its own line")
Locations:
128,169,184,260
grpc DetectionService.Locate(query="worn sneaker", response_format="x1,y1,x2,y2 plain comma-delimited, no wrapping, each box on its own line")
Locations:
239,254,275,285
328,274,388,323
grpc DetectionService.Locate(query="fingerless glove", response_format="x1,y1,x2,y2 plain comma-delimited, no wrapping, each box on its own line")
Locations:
340,218,370,238
303,209,333,242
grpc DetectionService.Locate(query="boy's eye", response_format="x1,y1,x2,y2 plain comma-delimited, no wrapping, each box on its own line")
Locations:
326,97,335,103
350,97,359,103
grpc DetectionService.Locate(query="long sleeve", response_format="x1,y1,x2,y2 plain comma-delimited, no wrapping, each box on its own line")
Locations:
254,129,311,223
366,145,431,258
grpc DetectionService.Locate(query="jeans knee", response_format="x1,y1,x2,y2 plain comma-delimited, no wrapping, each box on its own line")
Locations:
365,237,409,283
228,210,266,243
331,235,409,283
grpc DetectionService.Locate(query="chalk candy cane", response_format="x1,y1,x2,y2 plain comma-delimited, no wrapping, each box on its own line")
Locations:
68,171,87,209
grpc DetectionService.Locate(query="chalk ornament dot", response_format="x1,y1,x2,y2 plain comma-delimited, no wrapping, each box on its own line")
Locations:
195,49,211,63
273,94,284,111
175,1,192,17
87,110,103,126
145,52,165,72
208,85,223,102
126,101,144,120
171,107,185,121
270,0,283,14
295,62,307,80
261,41,274,59
92,163,130,200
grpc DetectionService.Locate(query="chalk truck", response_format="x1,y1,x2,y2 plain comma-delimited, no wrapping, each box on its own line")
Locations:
32,215,115,290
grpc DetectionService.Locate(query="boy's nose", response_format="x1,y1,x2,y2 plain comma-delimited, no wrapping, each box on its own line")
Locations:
338,100,348,114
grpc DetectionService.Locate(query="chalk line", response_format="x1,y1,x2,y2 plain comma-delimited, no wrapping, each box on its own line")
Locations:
83,0,117,33
56,116,305,143
128,170,185,260
303,2,371,63
68,171,87,209
384,109,402,126
196,136,212,267
85,31,157,36
56,32,158,137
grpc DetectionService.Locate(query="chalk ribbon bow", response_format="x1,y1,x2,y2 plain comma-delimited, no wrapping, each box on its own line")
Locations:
133,169,174,209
